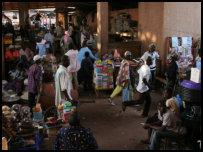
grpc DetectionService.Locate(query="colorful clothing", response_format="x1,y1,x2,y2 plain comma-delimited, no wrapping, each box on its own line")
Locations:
36,39,50,56
5,50,20,60
6,79,24,94
19,48,34,61
28,64,42,94
65,50,81,73
116,59,130,87
77,47,99,65
6,69,27,94
54,126,98,150
60,36,74,54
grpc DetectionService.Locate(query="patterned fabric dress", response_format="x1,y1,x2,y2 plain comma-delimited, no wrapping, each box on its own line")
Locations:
54,126,98,150
116,59,130,87
6,69,27,94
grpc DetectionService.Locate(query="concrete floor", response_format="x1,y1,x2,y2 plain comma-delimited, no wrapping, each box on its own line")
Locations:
39,88,163,150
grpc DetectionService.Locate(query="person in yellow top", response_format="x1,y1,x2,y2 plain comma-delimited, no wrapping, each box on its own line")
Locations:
108,51,132,105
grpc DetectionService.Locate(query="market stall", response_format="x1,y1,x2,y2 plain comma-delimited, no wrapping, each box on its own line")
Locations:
167,37,194,82
93,59,114,96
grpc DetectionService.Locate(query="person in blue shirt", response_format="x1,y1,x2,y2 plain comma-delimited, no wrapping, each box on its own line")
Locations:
77,40,99,65
36,37,50,57
54,112,98,150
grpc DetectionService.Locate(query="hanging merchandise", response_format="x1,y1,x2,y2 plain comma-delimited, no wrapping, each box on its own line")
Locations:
168,37,194,80
94,60,114,90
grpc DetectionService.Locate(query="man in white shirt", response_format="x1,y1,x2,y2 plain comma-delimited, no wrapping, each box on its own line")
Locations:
140,87,173,144
145,101,186,150
55,55,71,118
55,22,64,38
44,30,55,54
122,56,152,117
140,43,160,90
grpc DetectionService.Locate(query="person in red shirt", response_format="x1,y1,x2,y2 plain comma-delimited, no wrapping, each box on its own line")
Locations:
5,45,20,61
5,45,20,80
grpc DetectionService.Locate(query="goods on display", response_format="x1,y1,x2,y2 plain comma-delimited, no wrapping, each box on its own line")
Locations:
168,37,194,71
2,104,37,149
58,100,76,123
94,60,114,90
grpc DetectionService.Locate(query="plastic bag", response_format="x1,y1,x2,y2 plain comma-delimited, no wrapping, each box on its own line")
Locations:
122,85,135,102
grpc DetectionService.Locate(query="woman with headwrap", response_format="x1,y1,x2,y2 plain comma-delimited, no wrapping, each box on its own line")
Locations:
60,31,74,54
108,51,132,106
165,97,180,117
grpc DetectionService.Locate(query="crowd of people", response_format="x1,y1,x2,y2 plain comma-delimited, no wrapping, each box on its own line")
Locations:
3,19,201,150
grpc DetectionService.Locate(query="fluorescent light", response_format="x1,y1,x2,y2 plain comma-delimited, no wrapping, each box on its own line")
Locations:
67,7,76,9
68,12,75,14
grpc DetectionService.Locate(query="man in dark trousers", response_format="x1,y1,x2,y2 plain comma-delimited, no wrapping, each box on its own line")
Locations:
140,87,173,144
122,56,152,117
80,52,94,91
28,55,42,116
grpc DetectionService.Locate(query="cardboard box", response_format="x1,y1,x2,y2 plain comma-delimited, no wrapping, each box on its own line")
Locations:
190,68,201,83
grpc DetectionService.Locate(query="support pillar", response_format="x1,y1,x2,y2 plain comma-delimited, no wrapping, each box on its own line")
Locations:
97,2,109,58
55,3,66,29
2,36,5,80
18,2,29,27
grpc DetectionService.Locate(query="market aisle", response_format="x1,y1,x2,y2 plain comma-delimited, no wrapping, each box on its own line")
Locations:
39,89,162,150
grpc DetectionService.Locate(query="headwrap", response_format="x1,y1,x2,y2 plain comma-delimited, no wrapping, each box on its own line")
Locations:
124,51,132,57
149,43,156,49
166,97,180,117
33,55,42,62
64,31,70,43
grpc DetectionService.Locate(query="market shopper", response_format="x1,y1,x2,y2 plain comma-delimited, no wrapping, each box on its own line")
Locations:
108,51,132,106
140,43,160,90
16,55,31,70
55,21,65,38
54,112,98,150
77,40,99,65
165,97,180,117
122,56,152,117
79,52,94,90
6,62,28,96
5,45,20,79
36,37,50,57
28,55,42,117
65,43,81,96
44,29,55,54
140,87,173,144
19,44,34,62
147,101,187,150
165,52,178,89
60,31,74,54
55,55,72,110
5,45,20,62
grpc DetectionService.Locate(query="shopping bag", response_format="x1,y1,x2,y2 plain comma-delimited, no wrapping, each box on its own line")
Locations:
122,86,130,102
122,85,135,102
